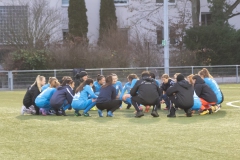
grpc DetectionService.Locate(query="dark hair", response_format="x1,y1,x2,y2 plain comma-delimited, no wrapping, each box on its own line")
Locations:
149,72,155,79
61,77,73,86
141,71,150,78
127,74,138,81
75,78,94,93
97,74,105,82
102,75,113,88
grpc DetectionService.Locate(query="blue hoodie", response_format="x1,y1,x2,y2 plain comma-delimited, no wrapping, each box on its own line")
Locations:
35,87,56,108
50,85,74,109
93,81,102,96
72,85,97,108
204,78,223,104
42,84,50,91
120,82,131,100
112,81,122,95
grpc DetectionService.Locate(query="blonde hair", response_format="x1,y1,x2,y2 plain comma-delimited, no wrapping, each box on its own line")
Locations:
198,68,213,79
161,74,169,79
174,73,181,79
31,75,45,92
49,77,59,88
187,74,194,85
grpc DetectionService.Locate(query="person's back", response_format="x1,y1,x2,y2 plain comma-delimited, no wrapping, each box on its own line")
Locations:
204,77,222,104
166,80,194,108
96,85,116,103
35,87,56,105
131,77,160,105
50,85,73,108
194,76,217,103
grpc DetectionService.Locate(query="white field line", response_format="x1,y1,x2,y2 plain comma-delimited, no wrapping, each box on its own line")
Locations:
226,101,240,108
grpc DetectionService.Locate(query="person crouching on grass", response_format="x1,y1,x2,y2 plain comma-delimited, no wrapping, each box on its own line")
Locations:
120,74,138,109
166,74,194,117
72,78,98,117
192,75,217,115
21,75,46,115
50,77,74,116
96,75,122,117
35,77,60,116
130,71,162,118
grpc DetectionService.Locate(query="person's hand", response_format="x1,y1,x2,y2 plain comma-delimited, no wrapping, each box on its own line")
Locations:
92,99,97,102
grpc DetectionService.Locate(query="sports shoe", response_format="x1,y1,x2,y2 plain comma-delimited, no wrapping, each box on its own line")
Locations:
186,109,192,117
62,110,67,116
21,106,27,115
29,105,36,114
98,109,103,117
135,111,144,118
74,110,81,116
83,112,91,117
151,111,159,117
91,106,97,111
107,111,114,117
144,105,150,113
199,110,209,115
55,110,62,116
214,105,221,113
126,104,131,109
41,109,47,116
167,105,176,118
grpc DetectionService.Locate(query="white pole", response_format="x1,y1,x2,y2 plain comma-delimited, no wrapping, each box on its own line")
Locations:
164,0,169,75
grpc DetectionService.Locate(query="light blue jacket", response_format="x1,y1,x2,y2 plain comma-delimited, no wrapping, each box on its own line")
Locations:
42,84,50,91
35,87,56,107
120,82,131,100
204,78,223,104
113,81,123,95
72,85,97,108
93,81,102,96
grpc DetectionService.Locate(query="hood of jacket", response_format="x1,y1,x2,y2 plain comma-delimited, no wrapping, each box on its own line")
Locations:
178,80,192,89
193,75,205,84
142,77,154,82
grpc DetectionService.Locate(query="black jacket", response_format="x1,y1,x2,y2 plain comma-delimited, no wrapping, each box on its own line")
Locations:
161,79,175,92
23,84,40,108
130,77,162,104
193,75,217,103
166,80,194,108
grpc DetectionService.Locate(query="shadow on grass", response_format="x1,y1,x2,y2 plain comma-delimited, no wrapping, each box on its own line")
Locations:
166,110,227,124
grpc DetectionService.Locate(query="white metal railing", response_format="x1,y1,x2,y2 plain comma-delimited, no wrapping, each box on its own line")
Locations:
0,65,239,90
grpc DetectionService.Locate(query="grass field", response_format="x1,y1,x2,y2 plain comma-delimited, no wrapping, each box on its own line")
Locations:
0,84,240,160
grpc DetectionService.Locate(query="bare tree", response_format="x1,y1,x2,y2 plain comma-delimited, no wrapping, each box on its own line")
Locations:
3,0,62,50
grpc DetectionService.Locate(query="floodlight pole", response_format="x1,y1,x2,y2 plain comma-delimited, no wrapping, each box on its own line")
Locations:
164,0,169,75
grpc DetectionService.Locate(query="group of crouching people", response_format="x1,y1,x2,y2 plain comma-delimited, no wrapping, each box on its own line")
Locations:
21,68,223,118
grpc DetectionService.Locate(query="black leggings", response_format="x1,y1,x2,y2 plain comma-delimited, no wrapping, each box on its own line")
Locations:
131,96,159,112
96,100,122,112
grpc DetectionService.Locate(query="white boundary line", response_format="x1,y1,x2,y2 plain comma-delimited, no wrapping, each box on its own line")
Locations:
226,100,240,108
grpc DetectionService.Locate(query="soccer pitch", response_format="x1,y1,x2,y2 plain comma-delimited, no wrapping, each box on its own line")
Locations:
0,84,240,160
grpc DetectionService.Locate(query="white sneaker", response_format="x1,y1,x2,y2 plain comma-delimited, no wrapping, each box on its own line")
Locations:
214,105,221,113
29,105,36,114
21,106,27,115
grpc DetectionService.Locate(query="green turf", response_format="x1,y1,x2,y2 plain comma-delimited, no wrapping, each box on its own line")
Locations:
0,84,240,160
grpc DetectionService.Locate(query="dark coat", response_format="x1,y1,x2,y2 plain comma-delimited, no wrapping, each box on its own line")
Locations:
23,83,40,108
50,85,74,109
193,75,217,103
130,77,162,104
166,80,194,108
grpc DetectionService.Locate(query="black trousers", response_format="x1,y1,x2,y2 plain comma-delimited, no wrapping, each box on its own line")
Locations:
131,96,159,112
169,95,191,113
96,100,122,112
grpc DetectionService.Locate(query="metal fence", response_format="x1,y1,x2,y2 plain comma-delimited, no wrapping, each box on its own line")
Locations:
0,65,239,90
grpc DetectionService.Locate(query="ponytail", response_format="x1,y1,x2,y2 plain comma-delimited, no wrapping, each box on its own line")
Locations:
75,78,93,93
199,68,213,79
32,75,45,92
